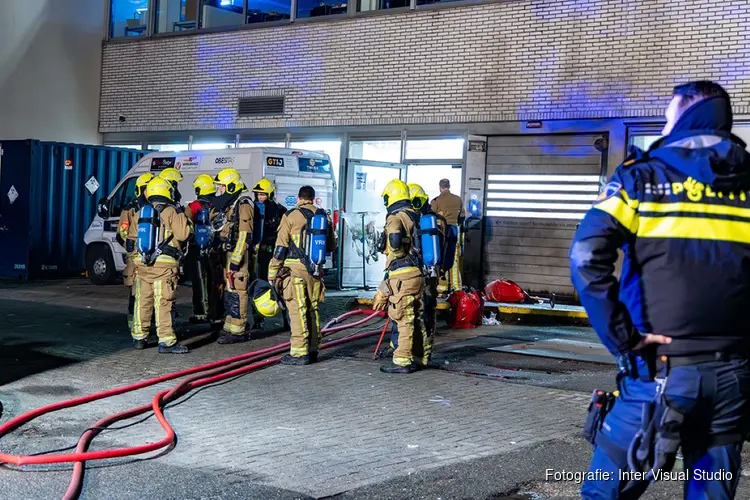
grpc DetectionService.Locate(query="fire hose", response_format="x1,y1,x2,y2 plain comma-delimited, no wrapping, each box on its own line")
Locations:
0,309,386,500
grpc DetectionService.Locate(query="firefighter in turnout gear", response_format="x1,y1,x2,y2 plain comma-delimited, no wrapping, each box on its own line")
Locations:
159,167,184,204
251,177,288,330
130,177,190,354
431,178,464,294
117,172,154,331
185,174,223,327
214,168,255,344
269,185,335,365
372,179,428,374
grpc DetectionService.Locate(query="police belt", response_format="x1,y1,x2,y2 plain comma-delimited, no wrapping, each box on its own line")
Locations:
658,351,748,370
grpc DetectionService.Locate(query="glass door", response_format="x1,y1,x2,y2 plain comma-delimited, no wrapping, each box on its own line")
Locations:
341,159,406,289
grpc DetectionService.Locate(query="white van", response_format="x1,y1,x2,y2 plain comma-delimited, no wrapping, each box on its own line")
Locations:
84,147,339,285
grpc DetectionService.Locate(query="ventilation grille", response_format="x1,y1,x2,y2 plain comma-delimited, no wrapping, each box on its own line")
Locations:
237,96,285,117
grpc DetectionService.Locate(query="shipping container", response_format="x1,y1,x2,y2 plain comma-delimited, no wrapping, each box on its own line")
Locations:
0,140,147,280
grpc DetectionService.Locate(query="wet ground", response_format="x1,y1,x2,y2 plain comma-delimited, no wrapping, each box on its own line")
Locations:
0,279,748,499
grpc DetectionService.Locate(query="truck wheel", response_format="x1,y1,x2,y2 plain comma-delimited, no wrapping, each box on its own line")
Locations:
86,245,116,285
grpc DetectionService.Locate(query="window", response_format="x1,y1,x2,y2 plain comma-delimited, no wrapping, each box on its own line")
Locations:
110,0,149,38
247,0,290,24
358,0,408,12
630,135,661,151
405,138,464,160
297,0,347,19
155,0,198,33
200,0,245,29
416,0,461,5
107,144,144,150
110,177,138,217
292,140,342,185
406,164,462,202
149,144,190,152
238,141,286,148
191,142,235,150
348,140,401,163
485,174,600,220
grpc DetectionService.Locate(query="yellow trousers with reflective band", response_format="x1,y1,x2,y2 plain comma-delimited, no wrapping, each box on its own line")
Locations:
124,253,137,330
389,274,428,367
223,254,253,336
282,267,325,358
132,265,179,346
438,240,462,293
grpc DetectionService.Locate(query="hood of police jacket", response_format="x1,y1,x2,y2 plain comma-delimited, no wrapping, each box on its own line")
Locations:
647,96,750,191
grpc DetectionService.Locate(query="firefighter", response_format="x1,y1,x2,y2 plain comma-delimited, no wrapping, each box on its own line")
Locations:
250,177,287,330
372,179,427,374
159,167,184,204
383,183,446,359
213,168,255,344
130,177,190,354
571,81,750,499
185,174,223,327
117,172,154,331
269,185,335,365
431,178,464,294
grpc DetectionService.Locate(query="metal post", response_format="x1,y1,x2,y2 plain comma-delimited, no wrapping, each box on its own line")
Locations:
147,0,156,36
361,213,368,290
290,0,298,22
188,134,194,150
285,133,292,148
400,129,408,178
243,0,248,22
410,0,416,10
235,134,241,148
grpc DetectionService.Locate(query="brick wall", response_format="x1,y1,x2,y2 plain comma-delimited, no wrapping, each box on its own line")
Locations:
99,0,750,133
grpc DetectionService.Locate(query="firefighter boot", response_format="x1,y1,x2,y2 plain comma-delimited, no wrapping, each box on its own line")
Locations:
217,330,250,344
380,362,420,374
157,343,189,354
280,354,311,366
133,339,148,350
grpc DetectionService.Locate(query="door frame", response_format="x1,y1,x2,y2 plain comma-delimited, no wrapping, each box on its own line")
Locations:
340,158,407,289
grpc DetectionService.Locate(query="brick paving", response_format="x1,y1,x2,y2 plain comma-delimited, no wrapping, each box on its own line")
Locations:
0,279,590,498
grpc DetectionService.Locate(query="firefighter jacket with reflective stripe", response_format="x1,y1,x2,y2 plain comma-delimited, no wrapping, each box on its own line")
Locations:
570,130,750,358
219,196,254,266
268,201,334,280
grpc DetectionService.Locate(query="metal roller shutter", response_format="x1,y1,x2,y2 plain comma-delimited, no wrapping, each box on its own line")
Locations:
483,134,607,296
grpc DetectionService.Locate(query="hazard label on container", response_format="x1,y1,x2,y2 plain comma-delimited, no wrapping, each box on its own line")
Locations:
7,185,18,204
85,176,100,195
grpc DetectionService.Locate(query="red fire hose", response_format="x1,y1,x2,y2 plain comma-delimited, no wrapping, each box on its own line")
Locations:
0,309,387,500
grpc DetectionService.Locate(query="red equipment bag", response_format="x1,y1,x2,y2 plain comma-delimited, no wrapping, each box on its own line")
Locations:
484,279,527,303
447,289,482,329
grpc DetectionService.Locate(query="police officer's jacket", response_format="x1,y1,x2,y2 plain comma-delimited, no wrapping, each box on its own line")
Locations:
268,200,335,280
430,190,464,225
570,96,750,357
384,200,423,278
254,199,287,251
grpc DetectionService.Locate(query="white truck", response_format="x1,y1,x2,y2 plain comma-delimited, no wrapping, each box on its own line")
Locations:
83,147,339,285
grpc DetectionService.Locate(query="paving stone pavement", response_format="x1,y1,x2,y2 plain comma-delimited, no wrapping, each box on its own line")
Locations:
1,354,589,498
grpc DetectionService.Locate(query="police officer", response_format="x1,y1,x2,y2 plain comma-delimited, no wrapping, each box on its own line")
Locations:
250,177,287,330
372,179,428,374
213,168,255,344
430,178,464,294
571,81,750,499
185,174,223,326
130,177,190,354
269,185,334,365
117,172,154,331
